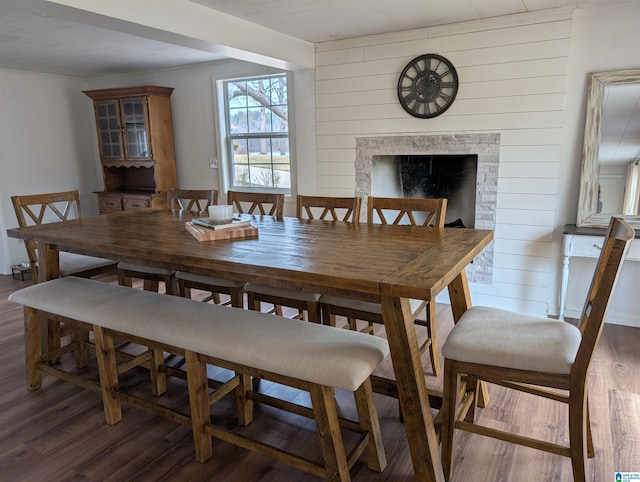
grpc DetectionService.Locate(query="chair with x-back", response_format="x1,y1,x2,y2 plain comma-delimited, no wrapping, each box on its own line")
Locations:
319,195,448,376
226,190,284,219
11,189,118,364
117,189,220,297
168,188,218,212
171,189,250,308
245,195,361,323
11,190,117,284
440,216,634,482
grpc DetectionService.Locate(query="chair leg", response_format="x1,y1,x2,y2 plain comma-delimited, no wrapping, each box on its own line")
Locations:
425,302,440,377
441,358,459,482
74,325,90,368
321,304,336,327
230,287,244,309
165,275,178,296
150,349,167,396
143,279,160,292
247,292,260,312
307,301,322,324
586,399,595,458
236,372,253,426
568,385,588,482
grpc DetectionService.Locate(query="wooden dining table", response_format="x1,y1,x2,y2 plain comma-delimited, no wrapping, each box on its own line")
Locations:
7,208,493,482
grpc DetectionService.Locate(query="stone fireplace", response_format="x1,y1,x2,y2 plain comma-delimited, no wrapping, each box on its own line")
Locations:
355,133,499,284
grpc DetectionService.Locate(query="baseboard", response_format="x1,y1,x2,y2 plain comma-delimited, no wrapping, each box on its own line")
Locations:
563,306,640,328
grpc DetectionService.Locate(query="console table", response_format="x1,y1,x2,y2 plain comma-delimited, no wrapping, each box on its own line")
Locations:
560,224,640,319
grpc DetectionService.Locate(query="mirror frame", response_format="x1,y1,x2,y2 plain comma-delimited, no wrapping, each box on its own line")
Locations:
577,68,640,229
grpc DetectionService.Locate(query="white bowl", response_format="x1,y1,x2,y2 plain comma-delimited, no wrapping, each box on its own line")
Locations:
208,204,234,222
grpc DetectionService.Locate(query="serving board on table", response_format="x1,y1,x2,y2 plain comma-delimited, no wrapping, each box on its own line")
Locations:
185,221,258,241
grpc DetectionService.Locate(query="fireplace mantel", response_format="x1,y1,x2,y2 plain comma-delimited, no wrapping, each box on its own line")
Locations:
355,133,499,284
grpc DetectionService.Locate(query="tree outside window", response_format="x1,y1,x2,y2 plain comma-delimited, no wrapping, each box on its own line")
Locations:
224,75,290,191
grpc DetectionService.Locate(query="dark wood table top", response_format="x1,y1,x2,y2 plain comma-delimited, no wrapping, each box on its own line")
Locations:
7,208,493,303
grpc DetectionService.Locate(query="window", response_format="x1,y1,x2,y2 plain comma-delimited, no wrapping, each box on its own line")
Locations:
223,74,290,192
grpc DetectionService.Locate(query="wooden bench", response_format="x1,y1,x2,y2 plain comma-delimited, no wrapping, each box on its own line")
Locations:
9,277,389,481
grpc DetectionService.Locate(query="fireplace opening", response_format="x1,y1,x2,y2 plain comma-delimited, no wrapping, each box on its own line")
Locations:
372,154,478,228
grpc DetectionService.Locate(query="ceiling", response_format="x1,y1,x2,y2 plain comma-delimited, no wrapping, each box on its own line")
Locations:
0,0,630,78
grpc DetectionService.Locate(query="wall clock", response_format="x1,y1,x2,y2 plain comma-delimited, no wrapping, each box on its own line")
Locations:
397,54,459,119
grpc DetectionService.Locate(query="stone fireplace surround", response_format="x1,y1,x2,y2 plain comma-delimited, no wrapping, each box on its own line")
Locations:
355,133,499,284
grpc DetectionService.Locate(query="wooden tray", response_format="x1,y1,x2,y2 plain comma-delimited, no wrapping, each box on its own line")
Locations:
185,221,258,242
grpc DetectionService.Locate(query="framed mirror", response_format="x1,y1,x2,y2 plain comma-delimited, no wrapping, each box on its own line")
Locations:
577,68,640,229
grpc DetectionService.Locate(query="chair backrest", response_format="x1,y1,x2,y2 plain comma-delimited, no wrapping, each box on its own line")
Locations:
296,195,361,223
227,191,284,219
11,190,83,269
168,189,218,213
367,196,447,227
574,216,634,378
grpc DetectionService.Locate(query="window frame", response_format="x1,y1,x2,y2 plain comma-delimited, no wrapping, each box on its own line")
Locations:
219,73,292,195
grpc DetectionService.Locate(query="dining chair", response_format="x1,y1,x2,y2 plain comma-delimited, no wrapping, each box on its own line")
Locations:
11,190,117,284
245,195,361,323
440,216,634,482
226,190,284,219
11,189,118,364
168,188,218,212
169,189,246,307
319,195,448,376
117,188,219,296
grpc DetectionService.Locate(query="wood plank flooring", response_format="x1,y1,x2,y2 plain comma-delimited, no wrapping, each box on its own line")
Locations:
0,273,638,481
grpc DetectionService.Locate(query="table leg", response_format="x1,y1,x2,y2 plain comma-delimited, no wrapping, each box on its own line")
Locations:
381,295,444,482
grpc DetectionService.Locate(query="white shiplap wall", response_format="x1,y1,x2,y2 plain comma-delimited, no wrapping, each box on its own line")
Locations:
314,10,573,315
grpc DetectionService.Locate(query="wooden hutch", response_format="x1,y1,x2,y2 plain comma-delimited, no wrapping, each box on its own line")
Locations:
83,85,177,214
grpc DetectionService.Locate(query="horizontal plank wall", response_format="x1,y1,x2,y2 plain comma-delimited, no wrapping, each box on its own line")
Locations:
315,10,572,315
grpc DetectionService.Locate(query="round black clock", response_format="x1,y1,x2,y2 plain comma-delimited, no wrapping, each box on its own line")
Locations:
397,54,459,119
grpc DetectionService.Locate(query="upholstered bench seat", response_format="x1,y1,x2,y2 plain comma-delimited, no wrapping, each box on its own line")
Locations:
442,306,582,375
9,277,388,391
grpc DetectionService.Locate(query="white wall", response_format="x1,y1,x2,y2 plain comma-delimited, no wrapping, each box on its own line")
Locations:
0,70,97,274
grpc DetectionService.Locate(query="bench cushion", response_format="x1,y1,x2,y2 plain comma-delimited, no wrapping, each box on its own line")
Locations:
9,277,389,392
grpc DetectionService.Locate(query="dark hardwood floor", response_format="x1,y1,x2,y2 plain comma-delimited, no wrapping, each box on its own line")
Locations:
0,273,638,481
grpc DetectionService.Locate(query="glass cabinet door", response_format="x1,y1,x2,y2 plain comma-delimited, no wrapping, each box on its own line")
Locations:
120,97,151,160
95,101,123,160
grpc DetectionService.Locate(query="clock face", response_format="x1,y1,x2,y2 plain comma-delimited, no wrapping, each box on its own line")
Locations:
397,54,459,119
